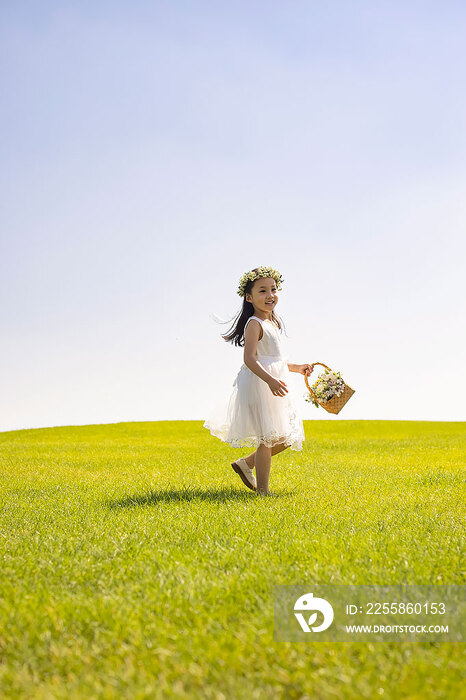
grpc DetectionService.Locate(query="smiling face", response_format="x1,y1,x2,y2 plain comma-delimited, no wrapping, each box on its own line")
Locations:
245,277,279,317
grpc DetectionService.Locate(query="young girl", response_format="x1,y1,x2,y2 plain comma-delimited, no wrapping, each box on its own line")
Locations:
203,266,311,496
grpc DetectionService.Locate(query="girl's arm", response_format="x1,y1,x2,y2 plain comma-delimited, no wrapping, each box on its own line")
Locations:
243,320,289,397
288,363,312,375
243,321,276,383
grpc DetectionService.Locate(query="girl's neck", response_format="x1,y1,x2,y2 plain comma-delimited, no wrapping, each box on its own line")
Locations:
253,310,273,321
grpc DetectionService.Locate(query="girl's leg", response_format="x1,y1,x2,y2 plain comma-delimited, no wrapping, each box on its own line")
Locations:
244,441,290,468
255,444,272,494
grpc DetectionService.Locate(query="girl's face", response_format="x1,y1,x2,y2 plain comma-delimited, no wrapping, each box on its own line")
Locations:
245,277,278,315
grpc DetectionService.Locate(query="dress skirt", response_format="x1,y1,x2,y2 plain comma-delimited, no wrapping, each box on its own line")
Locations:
203,354,305,451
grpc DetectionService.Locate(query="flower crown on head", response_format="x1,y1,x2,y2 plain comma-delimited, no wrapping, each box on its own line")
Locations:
237,266,284,297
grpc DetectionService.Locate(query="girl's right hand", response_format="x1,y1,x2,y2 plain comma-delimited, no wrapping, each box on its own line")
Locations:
268,377,288,397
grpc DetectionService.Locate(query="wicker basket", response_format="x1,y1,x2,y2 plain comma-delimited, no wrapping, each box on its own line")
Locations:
304,362,355,415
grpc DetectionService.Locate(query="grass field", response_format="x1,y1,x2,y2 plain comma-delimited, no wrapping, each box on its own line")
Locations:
0,420,464,699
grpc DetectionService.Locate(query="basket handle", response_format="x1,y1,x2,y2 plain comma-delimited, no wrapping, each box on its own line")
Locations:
304,362,333,398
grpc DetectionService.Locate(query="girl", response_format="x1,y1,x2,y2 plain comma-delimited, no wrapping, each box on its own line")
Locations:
203,266,312,496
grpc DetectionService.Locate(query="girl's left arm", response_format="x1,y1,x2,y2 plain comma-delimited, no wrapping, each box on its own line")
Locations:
288,363,312,376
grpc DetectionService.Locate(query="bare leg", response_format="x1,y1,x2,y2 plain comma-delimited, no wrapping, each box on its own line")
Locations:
255,444,272,493
243,441,290,468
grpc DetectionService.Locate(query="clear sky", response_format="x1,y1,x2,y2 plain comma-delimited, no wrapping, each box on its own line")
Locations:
1,1,465,432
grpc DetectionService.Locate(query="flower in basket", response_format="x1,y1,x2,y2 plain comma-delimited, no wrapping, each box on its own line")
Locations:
304,369,346,408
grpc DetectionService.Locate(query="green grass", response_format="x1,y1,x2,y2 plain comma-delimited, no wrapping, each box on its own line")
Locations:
0,420,464,699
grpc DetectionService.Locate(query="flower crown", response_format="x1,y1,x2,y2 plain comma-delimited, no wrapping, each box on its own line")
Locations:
237,266,284,297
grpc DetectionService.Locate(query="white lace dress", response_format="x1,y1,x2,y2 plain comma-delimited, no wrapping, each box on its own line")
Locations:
203,315,305,451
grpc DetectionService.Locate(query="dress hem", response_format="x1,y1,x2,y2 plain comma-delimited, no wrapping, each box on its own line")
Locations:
203,422,304,452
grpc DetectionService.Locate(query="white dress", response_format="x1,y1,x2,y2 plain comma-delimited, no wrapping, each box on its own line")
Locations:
203,315,305,451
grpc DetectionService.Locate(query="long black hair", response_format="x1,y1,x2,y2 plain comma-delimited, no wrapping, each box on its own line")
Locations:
220,272,287,347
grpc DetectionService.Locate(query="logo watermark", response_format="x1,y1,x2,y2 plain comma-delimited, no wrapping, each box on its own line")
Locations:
274,585,465,642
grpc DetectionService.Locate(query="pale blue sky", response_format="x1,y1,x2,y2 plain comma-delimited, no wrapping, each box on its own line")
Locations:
1,1,465,432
